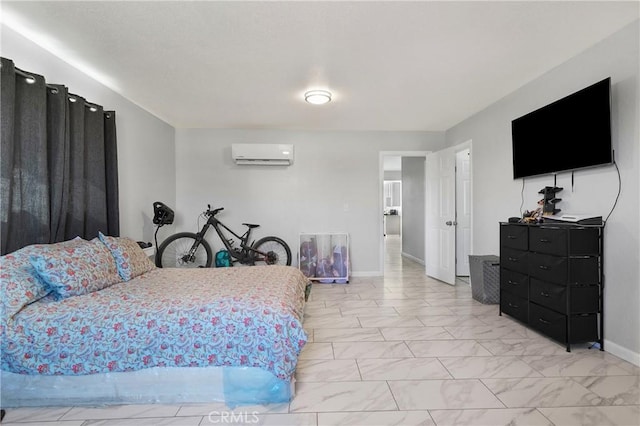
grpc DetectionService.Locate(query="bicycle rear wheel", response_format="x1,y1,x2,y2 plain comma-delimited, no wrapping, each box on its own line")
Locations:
251,236,292,266
156,232,213,268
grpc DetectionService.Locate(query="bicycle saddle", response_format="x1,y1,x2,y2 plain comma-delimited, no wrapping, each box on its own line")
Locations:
243,223,260,229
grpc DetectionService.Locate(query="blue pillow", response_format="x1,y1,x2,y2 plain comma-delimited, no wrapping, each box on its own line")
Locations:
98,232,155,281
29,238,121,299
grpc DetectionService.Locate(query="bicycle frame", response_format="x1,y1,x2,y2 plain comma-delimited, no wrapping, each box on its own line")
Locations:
196,209,267,265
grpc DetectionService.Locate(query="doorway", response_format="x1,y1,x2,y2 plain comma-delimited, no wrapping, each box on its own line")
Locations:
456,148,471,277
379,151,428,276
383,156,402,238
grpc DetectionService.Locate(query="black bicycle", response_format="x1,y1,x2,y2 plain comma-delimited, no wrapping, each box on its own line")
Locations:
152,202,291,268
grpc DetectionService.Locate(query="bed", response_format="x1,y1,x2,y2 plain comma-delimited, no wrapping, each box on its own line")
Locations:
0,236,309,407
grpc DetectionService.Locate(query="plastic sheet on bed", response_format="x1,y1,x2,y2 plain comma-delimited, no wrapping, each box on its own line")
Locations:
222,367,292,407
1,366,294,408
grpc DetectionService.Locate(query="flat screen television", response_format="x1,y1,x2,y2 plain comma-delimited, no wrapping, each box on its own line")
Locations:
511,77,612,179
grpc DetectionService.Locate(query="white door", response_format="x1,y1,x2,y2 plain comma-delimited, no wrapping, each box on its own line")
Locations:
425,146,456,285
456,149,471,276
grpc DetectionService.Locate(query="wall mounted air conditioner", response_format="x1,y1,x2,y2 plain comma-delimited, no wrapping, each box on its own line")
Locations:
231,144,294,166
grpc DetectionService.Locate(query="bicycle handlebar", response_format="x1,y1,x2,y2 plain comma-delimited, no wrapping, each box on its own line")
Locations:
206,205,224,217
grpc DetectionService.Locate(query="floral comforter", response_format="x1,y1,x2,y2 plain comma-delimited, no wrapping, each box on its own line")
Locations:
1,266,308,380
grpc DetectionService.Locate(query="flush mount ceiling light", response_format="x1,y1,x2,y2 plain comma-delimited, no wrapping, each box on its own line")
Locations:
304,90,332,105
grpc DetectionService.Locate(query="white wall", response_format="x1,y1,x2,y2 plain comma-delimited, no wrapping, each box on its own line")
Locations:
446,21,640,364
175,129,445,275
1,27,177,242
401,157,426,262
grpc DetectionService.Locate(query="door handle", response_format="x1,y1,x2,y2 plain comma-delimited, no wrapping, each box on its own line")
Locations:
445,221,453,226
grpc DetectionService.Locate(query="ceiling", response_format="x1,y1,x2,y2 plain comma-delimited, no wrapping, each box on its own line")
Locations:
2,1,638,131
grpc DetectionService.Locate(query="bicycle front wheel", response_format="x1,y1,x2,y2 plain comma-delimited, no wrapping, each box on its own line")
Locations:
251,236,292,266
156,232,213,268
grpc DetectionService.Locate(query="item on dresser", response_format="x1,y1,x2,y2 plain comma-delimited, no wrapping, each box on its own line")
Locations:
522,203,543,223
538,186,563,215
543,214,603,226
499,222,603,352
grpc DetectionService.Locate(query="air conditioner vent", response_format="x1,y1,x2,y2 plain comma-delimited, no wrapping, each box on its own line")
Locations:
231,144,294,166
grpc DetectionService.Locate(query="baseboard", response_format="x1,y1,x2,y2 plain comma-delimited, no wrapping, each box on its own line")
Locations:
603,339,640,366
350,271,383,277
401,252,425,265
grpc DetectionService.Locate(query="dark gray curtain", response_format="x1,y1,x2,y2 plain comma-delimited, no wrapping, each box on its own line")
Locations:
104,112,119,236
1,57,119,255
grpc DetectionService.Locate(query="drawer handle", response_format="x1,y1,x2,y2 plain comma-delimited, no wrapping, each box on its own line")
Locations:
507,235,516,240
508,257,518,262
539,265,549,270
508,280,517,285
538,318,550,325
508,302,519,308
539,238,551,243
540,292,550,297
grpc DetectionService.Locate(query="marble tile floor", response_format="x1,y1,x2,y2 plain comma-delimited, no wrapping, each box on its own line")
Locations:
3,236,639,425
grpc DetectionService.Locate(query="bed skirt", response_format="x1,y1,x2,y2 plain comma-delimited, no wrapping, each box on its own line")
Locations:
1,366,294,408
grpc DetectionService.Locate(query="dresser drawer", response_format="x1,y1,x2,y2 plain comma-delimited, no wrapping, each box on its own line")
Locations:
529,279,599,314
530,226,601,256
530,227,567,256
569,285,601,313
500,268,528,299
530,253,599,285
500,224,528,250
528,253,567,284
500,292,528,323
501,247,528,274
568,228,600,256
568,314,599,343
529,303,567,342
568,257,600,285
529,303,598,343
529,278,566,313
